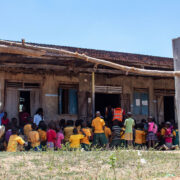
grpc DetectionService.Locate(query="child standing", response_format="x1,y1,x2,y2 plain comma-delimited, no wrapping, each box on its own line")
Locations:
147,117,157,148
135,123,146,149
7,128,25,152
28,123,40,151
91,111,107,147
47,121,56,150
124,112,135,147
38,121,47,151
110,120,122,148
55,126,64,150
69,128,84,150
80,121,91,151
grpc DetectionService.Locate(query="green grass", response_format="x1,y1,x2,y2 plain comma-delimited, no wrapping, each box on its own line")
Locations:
0,149,180,180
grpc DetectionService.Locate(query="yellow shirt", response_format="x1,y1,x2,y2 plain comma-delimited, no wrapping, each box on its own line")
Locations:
28,131,40,148
173,130,176,137
161,128,166,136
81,128,91,145
92,117,105,133
104,126,111,139
38,129,47,142
69,134,84,148
7,135,25,152
135,130,146,145
23,124,32,137
120,128,125,140
64,126,74,142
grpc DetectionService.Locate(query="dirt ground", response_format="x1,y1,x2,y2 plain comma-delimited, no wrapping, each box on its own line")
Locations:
0,150,180,180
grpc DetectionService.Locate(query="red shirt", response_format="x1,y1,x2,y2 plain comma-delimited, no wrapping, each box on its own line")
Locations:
47,129,56,144
19,112,30,126
2,118,9,126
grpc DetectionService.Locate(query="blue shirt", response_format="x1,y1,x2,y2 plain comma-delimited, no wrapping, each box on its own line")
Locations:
0,112,4,125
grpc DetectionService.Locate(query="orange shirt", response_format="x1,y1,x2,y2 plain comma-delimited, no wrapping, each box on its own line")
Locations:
7,135,25,152
81,128,91,145
104,126,111,140
38,129,47,142
92,117,105,133
28,131,40,148
24,124,32,137
161,128,166,136
135,130,146,145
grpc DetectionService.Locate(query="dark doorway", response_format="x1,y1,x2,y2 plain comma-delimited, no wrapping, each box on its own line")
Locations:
95,93,120,117
19,91,31,114
164,96,175,123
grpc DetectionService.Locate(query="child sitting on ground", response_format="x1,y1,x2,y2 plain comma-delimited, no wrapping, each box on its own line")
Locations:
23,117,33,140
55,125,64,150
87,121,93,142
47,121,56,150
104,122,112,146
69,128,84,150
80,121,91,151
75,120,83,134
159,122,177,150
38,121,47,151
64,120,74,143
28,123,40,151
7,127,25,152
5,123,12,145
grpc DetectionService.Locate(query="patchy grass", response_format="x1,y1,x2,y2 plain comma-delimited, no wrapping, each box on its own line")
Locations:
0,149,180,180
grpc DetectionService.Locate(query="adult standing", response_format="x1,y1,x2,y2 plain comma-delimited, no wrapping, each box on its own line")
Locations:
124,112,135,147
112,107,125,123
92,111,107,147
19,106,30,128
33,108,44,126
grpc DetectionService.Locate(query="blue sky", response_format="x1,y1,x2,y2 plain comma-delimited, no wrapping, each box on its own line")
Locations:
0,0,180,57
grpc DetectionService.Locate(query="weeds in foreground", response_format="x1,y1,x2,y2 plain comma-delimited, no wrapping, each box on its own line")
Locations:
108,153,117,180
0,149,180,180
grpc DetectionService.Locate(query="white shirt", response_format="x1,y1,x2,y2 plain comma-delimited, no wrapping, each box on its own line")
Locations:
33,114,43,126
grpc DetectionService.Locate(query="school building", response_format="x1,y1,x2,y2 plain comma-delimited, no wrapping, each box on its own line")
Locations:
0,40,176,124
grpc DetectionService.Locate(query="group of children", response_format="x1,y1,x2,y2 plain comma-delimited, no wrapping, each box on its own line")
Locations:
0,111,179,152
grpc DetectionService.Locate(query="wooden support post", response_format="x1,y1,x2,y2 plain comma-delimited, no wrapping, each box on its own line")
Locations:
92,71,95,118
172,37,180,145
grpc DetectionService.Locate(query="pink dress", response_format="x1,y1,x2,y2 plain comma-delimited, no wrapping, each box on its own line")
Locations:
55,132,64,149
148,122,154,132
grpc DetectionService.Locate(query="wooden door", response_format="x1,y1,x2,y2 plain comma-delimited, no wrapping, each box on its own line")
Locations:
30,90,41,116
